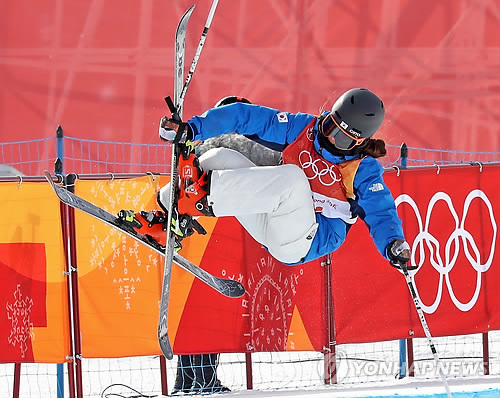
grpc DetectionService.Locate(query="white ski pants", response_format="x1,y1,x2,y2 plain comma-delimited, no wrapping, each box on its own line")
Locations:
160,147,318,264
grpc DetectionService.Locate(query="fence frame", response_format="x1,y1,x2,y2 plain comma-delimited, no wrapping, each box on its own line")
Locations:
0,156,498,397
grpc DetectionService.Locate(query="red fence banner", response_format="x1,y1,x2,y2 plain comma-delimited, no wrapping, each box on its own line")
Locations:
332,164,500,344
0,181,70,363
172,217,327,354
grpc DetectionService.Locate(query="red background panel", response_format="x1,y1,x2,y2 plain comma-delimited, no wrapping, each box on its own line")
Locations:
1,0,499,153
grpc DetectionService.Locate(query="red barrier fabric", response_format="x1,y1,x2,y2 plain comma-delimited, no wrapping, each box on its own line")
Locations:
0,243,47,362
332,164,500,344
172,217,326,354
1,0,499,161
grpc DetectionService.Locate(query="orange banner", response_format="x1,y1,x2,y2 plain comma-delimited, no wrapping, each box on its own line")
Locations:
74,176,169,358
0,181,70,363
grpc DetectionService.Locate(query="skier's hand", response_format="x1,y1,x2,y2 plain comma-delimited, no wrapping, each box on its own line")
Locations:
387,239,416,271
159,116,189,143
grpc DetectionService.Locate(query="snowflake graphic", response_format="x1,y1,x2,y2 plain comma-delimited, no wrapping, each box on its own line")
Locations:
6,284,34,358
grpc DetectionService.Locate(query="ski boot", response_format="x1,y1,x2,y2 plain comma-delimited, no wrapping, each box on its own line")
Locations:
116,209,204,252
177,147,214,217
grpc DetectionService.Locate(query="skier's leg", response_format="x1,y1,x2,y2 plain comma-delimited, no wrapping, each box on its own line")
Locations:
204,353,230,392
191,354,203,392
199,146,256,170
158,147,255,209
208,163,317,263
157,146,254,217
199,148,317,262
161,147,317,263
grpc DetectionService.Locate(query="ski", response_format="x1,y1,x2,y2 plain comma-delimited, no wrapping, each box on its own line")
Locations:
158,4,196,360
158,0,221,359
43,170,245,300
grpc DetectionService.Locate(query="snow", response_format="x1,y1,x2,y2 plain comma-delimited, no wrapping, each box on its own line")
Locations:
149,378,500,398
159,377,500,398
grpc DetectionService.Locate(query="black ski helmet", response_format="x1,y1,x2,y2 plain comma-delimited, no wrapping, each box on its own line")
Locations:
319,88,385,150
215,95,251,107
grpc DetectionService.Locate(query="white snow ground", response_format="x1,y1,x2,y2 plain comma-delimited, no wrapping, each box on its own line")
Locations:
156,377,500,398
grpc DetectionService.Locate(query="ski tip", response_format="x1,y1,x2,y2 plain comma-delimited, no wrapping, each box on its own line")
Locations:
158,323,173,359
234,283,246,298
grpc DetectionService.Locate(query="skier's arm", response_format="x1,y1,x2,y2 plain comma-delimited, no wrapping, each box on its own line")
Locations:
187,103,311,150
352,158,405,260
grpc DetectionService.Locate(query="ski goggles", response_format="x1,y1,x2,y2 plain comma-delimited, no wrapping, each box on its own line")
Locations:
320,113,366,150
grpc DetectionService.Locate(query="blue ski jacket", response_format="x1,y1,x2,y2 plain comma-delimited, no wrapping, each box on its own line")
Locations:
187,102,405,264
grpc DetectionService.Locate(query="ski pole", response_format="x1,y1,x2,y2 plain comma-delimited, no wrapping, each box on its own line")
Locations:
401,264,453,398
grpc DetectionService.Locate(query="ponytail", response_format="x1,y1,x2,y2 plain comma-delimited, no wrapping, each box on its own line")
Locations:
359,138,386,159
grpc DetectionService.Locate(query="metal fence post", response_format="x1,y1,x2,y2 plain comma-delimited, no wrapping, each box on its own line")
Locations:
400,143,408,168
56,125,65,398
398,142,409,379
56,126,64,170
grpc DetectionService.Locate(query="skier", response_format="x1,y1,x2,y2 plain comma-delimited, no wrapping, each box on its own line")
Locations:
122,88,412,269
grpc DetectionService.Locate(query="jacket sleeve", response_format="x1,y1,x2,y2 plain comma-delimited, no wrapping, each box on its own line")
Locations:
352,157,405,259
187,103,312,150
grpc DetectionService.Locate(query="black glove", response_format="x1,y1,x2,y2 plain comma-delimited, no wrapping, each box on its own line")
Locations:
159,117,191,143
387,239,416,270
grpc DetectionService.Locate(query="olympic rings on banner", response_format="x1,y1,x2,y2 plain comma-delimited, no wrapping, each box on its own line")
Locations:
298,150,342,186
395,190,497,313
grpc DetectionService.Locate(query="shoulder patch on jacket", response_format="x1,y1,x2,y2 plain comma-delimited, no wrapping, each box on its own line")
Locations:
368,182,384,192
277,112,288,123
